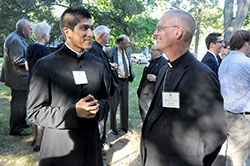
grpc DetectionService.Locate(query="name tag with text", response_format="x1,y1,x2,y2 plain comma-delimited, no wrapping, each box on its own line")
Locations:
72,71,88,85
162,92,180,109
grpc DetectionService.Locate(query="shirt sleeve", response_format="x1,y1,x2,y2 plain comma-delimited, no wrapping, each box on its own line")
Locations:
27,60,78,129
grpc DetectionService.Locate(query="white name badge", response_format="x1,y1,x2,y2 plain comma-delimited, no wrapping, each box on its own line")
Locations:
162,92,180,109
72,71,88,85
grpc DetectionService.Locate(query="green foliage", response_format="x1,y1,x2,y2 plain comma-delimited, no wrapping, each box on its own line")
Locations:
189,5,224,34
243,9,250,28
87,0,157,52
0,0,61,57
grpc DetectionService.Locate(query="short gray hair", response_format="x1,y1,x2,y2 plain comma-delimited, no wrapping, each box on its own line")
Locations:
33,22,51,40
94,25,110,38
16,19,29,32
165,10,196,43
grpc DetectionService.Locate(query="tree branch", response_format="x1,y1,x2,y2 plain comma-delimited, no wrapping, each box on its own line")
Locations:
53,0,69,8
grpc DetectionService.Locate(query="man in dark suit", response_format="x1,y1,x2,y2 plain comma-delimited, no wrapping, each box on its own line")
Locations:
137,44,167,121
201,32,223,76
0,19,32,136
88,25,113,154
106,35,135,134
141,10,227,166
27,7,110,166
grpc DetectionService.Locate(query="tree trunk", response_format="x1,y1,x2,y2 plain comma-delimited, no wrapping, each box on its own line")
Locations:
224,0,250,41
194,1,202,56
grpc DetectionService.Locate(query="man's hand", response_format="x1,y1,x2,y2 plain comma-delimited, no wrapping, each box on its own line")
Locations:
75,94,99,118
110,62,118,70
147,74,156,82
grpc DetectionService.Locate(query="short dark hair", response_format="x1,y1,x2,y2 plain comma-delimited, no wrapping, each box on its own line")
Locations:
229,30,250,50
222,40,229,47
116,36,125,44
205,32,222,49
60,7,91,32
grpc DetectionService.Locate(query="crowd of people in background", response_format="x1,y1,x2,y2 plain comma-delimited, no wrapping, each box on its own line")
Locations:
0,6,249,166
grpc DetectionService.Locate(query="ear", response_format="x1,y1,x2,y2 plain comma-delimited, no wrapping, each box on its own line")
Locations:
210,42,215,49
42,34,47,39
21,29,26,35
63,27,71,40
175,26,183,40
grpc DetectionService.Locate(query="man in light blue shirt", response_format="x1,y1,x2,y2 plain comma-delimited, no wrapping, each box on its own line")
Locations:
217,30,250,166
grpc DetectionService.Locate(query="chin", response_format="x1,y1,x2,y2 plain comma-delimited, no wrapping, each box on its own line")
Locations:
155,45,163,52
83,44,91,50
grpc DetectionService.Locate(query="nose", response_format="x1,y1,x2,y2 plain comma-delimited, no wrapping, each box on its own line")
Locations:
153,30,158,37
87,28,93,38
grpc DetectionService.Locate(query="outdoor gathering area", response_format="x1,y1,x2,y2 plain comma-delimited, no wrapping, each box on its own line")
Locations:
0,0,250,166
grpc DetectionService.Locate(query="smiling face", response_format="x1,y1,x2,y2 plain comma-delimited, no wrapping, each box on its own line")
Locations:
153,13,177,53
64,18,93,52
213,36,223,55
118,37,130,50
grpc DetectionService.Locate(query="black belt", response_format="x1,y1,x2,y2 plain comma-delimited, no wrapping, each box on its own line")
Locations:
227,111,250,115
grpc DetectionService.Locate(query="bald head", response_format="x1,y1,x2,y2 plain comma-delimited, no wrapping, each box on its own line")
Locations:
150,44,162,59
163,10,196,43
153,10,195,61
16,19,32,39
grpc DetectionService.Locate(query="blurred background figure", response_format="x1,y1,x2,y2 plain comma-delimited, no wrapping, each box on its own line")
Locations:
216,30,250,166
106,35,135,135
202,32,223,76
137,44,167,121
88,25,113,156
25,22,51,151
219,40,230,60
0,19,32,136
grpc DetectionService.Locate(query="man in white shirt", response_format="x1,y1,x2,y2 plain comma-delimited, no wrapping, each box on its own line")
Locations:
106,35,135,135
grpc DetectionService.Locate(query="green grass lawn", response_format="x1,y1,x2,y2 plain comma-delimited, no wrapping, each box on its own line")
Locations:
0,57,145,166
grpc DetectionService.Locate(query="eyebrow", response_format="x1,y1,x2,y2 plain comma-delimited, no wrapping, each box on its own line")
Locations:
79,24,93,29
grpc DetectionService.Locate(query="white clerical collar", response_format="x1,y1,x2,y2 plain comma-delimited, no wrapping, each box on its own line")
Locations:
65,42,85,58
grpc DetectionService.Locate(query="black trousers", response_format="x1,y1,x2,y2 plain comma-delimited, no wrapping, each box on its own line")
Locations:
98,114,108,144
10,89,28,134
110,78,129,131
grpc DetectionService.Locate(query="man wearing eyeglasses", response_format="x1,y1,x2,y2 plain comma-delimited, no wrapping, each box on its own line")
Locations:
202,32,223,76
220,40,230,60
140,10,226,166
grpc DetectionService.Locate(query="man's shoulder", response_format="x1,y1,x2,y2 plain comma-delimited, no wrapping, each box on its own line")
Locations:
5,32,22,44
185,52,213,75
90,41,100,49
106,47,116,54
89,42,102,53
85,51,103,63
158,56,168,64
201,52,217,65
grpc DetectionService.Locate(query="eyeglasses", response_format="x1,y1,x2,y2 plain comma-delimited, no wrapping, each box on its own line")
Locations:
156,25,177,32
216,40,223,44
223,46,230,49
150,49,159,52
